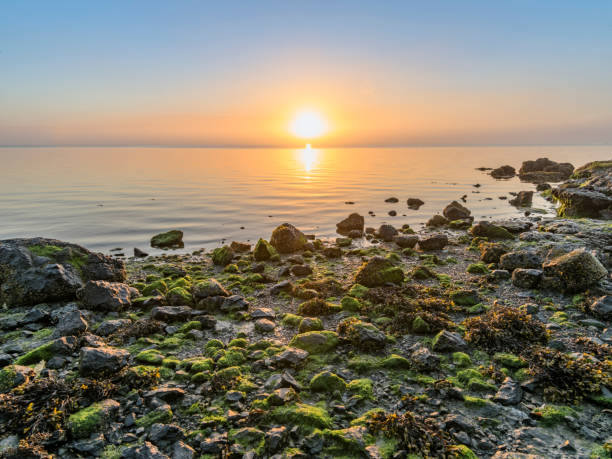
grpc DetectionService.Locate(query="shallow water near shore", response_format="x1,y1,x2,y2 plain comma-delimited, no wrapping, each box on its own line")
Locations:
0,145,609,254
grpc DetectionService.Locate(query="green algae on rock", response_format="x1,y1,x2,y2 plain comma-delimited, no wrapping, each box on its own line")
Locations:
150,230,184,248
354,256,404,287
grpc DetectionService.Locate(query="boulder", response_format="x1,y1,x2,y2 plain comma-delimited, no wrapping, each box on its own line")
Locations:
211,246,234,266
499,250,543,271
95,319,132,337
542,248,608,293
479,243,508,264
77,280,133,311
377,224,398,242
509,191,533,207
443,201,471,220
336,213,365,235
354,256,404,287
289,331,339,354
511,268,542,289
253,238,278,261
426,215,448,227
553,187,612,218
55,309,88,336
151,306,193,322
490,165,516,179
418,233,448,251
518,158,574,182
192,279,230,299
230,241,251,253
393,234,418,249
270,223,307,253
432,330,467,352
150,230,184,248
407,198,425,209
470,221,513,240
590,295,612,320
79,346,129,376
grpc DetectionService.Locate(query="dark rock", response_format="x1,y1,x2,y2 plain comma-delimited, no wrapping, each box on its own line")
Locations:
275,347,309,368
354,256,404,287
347,229,363,239
410,347,440,371
377,224,398,242
509,191,533,207
192,278,229,300
144,387,185,402
290,265,313,276
480,243,508,264
407,198,424,209
148,423,184,444
270,280,293,295
499,250,543,271
230,241,251,253
443,201,471,220
122,441,170,459
591,295,612,320
220,295,250,313
494,378,523,405
172,441,195,459
512,269,543,289
542,248,608,293
385,197,399,203
519,158,574,182
432,330,467,352
96,319,132,336
393,235,418,249
470,221,513,240
418,233,448,251
150,230,184,248
490,165,516,179
151,306,193,322
426,215,448,227
56,309,88,336
133,248,148,258
336,213,365,236
270,223,307,253
77,280,133,311
79,346,129,376
323,247,342,258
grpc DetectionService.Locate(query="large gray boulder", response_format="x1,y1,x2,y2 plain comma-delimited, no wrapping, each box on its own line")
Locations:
0,238,125,307
79,346,130,376
542,248,608,293
77,280,133,311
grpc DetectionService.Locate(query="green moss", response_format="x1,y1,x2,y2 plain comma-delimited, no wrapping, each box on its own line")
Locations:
298,317,323,333
29,244,63,258
214,366,242,383
270,403,332,431
135,349,164,365
451,444,479,459
150,230,183,248
217,348,246,368
381,354,410,369
347,378,374,400
493,352,526,369
135,405,173,428
467,378,497,393
412,316,431,334
463,396,491,407
298,298,340,316
410,265,437,280
0,366,18,392
452,352,472,367
348,284,369,298
204,339,224,355
340,296,362,312
281,313,303,328
253,238,278,261
348,354,382,373
190,358,214,373
228,338,248,348
166,286,192,304
14,341,54,365
162,357,180,368
68,401,116,439
178,321,202,333
456,368,482,385
534,405,576,427
229,427,265,454
289,331,339,354
350,408,385,426
466,262,489,275
310,371,347,393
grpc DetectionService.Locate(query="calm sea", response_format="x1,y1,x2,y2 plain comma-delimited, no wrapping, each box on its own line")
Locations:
0,146,609,254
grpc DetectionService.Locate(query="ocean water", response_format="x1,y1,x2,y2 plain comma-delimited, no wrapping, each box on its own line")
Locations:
0,145,609,254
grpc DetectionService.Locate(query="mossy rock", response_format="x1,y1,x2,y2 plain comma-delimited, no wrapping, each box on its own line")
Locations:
298,317,323,333
281,313,303,328
533,405,576,426
142,279,168,296
229,427,266,454
467,262,489,275
340,296,362,312
354,256,404,287
493,352,527,369
166,286,192,305
212,245,235,266
214,366,242,383
68,399,120,438
135,405,173,428
0,365,32,393
310,371,347,393
253,238,278,261
204,339,225,356
289,331,339,354
270,403,332,431
412,316,431,334
228,338,248,348
298,298,340,316
466,378,497,393
135,349,164,365
347,284,369,298
452,352,472,368
151,230,183,248
347,378,374,400
270,223,308,253
14,341,54,365
450,290,480,306
217,348,246,368
450,445,479,459
410,265,437,280
381,354,410,369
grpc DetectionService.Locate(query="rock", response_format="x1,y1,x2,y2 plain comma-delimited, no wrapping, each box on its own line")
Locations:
340,320,387,350
490,165,516,179
192,278,229,300
0,365,35,392
56,309,88,336
418,233,448,251
122,441,170,459
270,223,307,253
265,426,287,452
251,307,275,320
289,331,339,354
480,243,508,264
336,213,365,236
68,399,120,439
79,346,129,376
150,230,184,248
77,280,133,311
151,306,193,322
144,386,185,402
385,197,399,203
519,158,574,182
323,246,342,258
450,289,480,306
512,269,543,289
347,229,363,238
499,250,543,271
377,224,398,242
96,318,131,336
133,247,148,258
388,210,397,216
211,246,234,266
443,201,471,220
494,378,523,405
407,198,425,209
354,256,404,287
149,423,184,443
553,187,612,218
591,295,612,320
393,235,418,248
493,219,533,234
255,318,275,332
470,221,513,240
509,191,533,207
253,238,278,261
542,248,608,293
426,215,448,227
219,295,250,313
310,371,346,392
432,330,467,352
230,241,251,253
275,347,309,368
411,347,440,371
290,265,313,276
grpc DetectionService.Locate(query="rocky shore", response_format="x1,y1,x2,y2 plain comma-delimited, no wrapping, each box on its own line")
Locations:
0,160,611,459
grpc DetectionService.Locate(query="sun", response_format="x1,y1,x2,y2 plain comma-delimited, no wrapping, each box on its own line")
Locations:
289,109,328,139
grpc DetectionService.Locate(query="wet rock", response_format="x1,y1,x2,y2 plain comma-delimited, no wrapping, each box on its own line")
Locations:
499,250,543,271
470,221,513,240
393,234,418,248
150,230,184,248
490,269,511,281
149,423,184,444
336,213,365,236
432,330,467,352
590,295,612,320
56,309,88,336
480,243,508,264
253,238,278,261
323,246,342,258
490,165,516,179
96,318,131,336
410,347,440,371
377,224,398,242
494,378,523,405
347,229,363,238
385,197,399,203
519,158,574,182
151,306,193,322
79,346,129,376
211,245,234,266
427,215,448,227
255,318,275,333
418,233,448,251
542,248,608,293
290,265,313,276
133,247,148,258
354,256,404,287
77,280,133,311
553,187,612,219
509,191,533,207
270,223,307,253
230,241,251,253
407,198,425,209
220,295,250,313
512,268,542,289
274,347,309,368
443,201,471,220
122,441,170,459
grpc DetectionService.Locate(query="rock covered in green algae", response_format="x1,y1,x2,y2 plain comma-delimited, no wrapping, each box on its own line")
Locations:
68,399,120,438
310,371,347,393
470,221,514,240
354,256,404,287
270,223,307,253
150,229,184,248
289,331,339,354
253,238,278,261
542,248,607,293
211,245,235,266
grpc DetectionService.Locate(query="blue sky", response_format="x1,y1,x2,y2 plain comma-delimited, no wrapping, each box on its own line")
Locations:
1,1,611,146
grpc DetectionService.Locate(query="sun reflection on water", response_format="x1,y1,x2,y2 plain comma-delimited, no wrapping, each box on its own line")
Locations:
298,144,318,173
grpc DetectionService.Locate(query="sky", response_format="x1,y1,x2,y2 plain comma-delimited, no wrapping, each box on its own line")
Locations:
1,1,612,147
